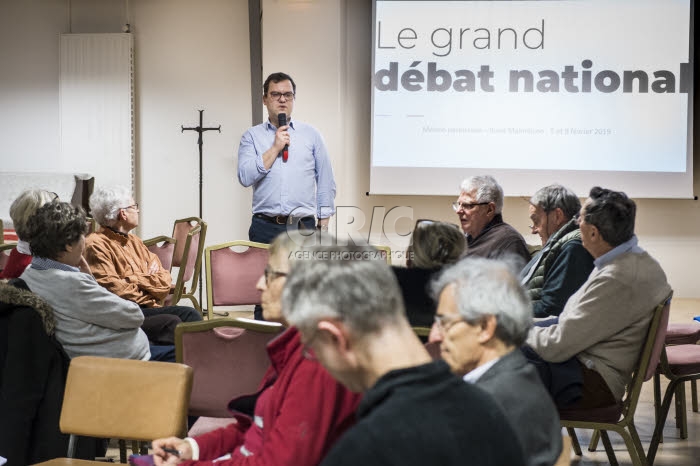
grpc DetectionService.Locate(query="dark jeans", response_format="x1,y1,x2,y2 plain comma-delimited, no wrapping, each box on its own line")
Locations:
149,344,176,362
248,215,315,320
141,305,202,344
521,345,584,408
141,305,203,322
141,314,180,345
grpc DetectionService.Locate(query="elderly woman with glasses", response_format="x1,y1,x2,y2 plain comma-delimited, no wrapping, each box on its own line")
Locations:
0,189,57,279
392,220,466,329
85,186,202,347
152,232,359,466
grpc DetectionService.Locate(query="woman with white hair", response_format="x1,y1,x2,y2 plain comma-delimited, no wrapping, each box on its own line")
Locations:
0,189,56,279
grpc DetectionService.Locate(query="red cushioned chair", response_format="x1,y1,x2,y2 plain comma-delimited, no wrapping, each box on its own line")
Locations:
175,318,283,436
204,240,269,320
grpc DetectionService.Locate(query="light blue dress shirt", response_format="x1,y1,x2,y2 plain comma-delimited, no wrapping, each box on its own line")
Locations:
237,119,336,219
593,235,643,269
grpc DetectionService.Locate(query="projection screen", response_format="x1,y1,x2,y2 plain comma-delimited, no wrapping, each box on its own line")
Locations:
370,0,694,198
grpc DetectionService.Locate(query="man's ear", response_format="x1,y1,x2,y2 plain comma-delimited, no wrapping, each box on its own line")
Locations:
477,315,498,344
553,207,566,226
486,202,497,218
317,319,358,365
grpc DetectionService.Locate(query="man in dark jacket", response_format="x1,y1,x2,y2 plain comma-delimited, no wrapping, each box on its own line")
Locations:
520,184,594,317
430,257,562,466
282,245,526,466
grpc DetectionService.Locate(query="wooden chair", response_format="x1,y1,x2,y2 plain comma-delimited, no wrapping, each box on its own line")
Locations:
204,241,269,320
559,292,672,466
648,323,700,464
33,355,193,465
144,217,208,314
373,244,392,264
175,318,283,436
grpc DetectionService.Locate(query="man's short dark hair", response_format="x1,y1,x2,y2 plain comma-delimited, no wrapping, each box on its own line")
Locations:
263,72,296,96
584,187,636,247
25,201,88,260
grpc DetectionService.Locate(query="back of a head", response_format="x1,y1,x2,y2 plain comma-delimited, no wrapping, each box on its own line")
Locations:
24,202,88,261
460,175,504,214
410,221,466,269
9,189,56,239
584,186,636,247
529,184,581,219
89,185,132,227
282,244,406,337
432,257,532,346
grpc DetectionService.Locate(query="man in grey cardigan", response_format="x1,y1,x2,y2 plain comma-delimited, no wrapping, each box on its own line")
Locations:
429,257,562,466
524,187,671,408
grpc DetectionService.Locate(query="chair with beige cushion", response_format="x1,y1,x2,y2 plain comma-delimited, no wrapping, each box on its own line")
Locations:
33,355,193,465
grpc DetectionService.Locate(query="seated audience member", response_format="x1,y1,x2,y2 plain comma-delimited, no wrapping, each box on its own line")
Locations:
152,233,359,466
0,279,107,463
85,186,202,339
19,202,174,361
0,189,56,279
393,220,465,328
281,245,526,466
520,184,594,318
524,187,671,408
454,175,530,264
430,257,561,466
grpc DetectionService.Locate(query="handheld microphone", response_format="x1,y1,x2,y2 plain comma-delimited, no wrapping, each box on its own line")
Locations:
278,113,289,162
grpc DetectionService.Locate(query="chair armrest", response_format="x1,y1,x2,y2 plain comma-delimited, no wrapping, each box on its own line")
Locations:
143,235,176,247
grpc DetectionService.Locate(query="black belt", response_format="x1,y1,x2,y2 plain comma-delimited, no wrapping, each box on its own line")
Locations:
254,213,314,225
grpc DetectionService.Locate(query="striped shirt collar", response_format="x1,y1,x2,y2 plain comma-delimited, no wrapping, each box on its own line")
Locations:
30,256,79,273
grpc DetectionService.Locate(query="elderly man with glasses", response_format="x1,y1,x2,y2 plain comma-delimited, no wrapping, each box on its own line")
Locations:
85,186,202,347
238,72,336,319
429,257,561,466
282,245,526,466
520,184,594,318
454,175,530,264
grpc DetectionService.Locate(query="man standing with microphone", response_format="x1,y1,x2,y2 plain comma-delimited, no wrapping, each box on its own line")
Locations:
238,72,336,318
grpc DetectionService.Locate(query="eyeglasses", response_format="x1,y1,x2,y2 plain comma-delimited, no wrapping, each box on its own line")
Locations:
451,201,489,213
433,314,466,334
264,265,288,286
122,203,139,211
269,91,295,101
50,192,59,201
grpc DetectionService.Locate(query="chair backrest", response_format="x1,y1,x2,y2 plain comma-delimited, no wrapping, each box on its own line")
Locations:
171,217,203,268
170,222,207,304
145,236,176,272
59,356,192,455
644,295,672,381
205,241,270,319
372,245,392,264
175,318,283,417
0,242,16,272
620,291,673,419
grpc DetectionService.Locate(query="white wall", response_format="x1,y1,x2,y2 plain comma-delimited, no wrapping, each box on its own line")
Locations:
2,0,699,298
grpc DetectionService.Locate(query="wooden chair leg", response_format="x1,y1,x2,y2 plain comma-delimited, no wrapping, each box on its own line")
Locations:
654,373,663,444
600,430,618,466
588,429,600,452
692,379,698,412
566,427,582,456
678,383,688,439
648,378,681,466
118,439,127,464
